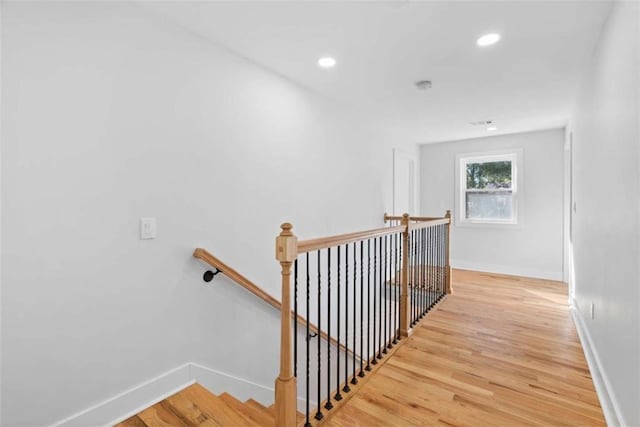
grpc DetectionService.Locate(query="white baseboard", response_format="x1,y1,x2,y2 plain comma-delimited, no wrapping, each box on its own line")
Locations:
54,363,194,427
570,298,626,427
52,362,308,426
452,259,563,281
191,363,309,411
190,362,274,406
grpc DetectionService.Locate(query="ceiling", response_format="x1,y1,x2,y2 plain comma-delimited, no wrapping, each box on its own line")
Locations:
143,1,612,144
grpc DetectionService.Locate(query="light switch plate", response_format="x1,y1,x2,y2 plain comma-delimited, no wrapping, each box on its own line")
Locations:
140,217,157,240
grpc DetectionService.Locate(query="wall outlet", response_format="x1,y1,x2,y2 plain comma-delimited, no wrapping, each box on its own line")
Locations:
140,217,157,240
590,302,595,319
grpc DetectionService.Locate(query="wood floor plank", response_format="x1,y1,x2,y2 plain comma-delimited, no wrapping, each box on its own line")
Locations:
325,269,606,426
115,415,148,427
137,402,192,427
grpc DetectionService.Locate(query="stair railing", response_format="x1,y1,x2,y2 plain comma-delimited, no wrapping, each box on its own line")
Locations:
274,211,452,427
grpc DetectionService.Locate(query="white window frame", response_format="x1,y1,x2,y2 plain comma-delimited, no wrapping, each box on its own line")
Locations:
455,149,523,226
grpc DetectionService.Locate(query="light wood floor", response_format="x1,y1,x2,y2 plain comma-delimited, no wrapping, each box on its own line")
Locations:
325,269,605,427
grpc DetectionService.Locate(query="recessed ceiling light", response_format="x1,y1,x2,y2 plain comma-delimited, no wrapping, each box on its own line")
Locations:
487,126,498,131
477,33,501,47
317,57,337,68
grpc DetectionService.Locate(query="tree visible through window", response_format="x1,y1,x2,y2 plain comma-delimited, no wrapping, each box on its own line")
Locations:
457,152,519,224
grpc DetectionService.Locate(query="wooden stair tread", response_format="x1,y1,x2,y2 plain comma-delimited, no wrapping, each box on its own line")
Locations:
182,384,262,427
115,383,265,427
137,400,191,427
244,398,269,412
163,388,214,426
219,392,274,426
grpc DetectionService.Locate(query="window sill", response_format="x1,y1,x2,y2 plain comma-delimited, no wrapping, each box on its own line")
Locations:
455,220,522,230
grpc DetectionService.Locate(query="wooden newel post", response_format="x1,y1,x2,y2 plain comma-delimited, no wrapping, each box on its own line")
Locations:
274,223,298,427
399,213,412,337
444,210,453,294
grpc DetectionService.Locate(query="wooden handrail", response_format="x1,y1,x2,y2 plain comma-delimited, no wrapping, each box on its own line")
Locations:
192,248,359,361
297,225,405,254
194,248,280,309
407,218,450,231
384,213,444,222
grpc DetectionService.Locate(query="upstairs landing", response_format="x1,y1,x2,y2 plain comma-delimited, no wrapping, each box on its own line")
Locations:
325,270,605,426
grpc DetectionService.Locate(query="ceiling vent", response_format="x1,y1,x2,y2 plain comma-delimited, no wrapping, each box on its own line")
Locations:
469,120,493,126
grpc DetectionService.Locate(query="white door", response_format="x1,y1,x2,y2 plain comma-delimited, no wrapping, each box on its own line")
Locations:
393,149,418,216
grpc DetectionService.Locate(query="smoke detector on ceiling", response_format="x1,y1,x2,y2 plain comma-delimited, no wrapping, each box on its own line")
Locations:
415,80,432,90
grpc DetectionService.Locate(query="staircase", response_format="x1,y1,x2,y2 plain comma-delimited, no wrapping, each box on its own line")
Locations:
121,212,452,427
116,383,303,426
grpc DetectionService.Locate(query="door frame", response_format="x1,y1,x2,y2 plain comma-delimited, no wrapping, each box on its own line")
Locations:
393,148,419,216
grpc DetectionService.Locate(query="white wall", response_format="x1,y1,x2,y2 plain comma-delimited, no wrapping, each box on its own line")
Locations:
0,2,418,425
420,129,564,280
567,2,640,425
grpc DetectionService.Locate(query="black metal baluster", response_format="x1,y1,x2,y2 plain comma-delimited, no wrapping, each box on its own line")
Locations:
424,227,428,311
366,239,372,371
433,226,440,297
377,235,383,360
437,225,442,299
372,237,378,365
383,235,388,354
432,227,440,303
335,246,342,401
396,232,401,341
438,224,444,296
407,230,411,326
294,259,298,378
359,240,365,377
411,229,415,325
413,230,420,324
437,227,444,296
391,234,398,345
351,242,358,385
417,228,422,318
315,251,323,421
420,228,427,317
343,244,350,393
434,226,438,303
432,226,436,300
305,253,311,427
386,234,392,350
418,228,422,319
427,226,432,311
416,229,422,323
428,227,437,306
415,230,422,323
325,248,333,411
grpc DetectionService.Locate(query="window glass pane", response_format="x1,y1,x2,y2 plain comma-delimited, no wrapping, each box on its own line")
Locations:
466,161,512,190
466,191,513,220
